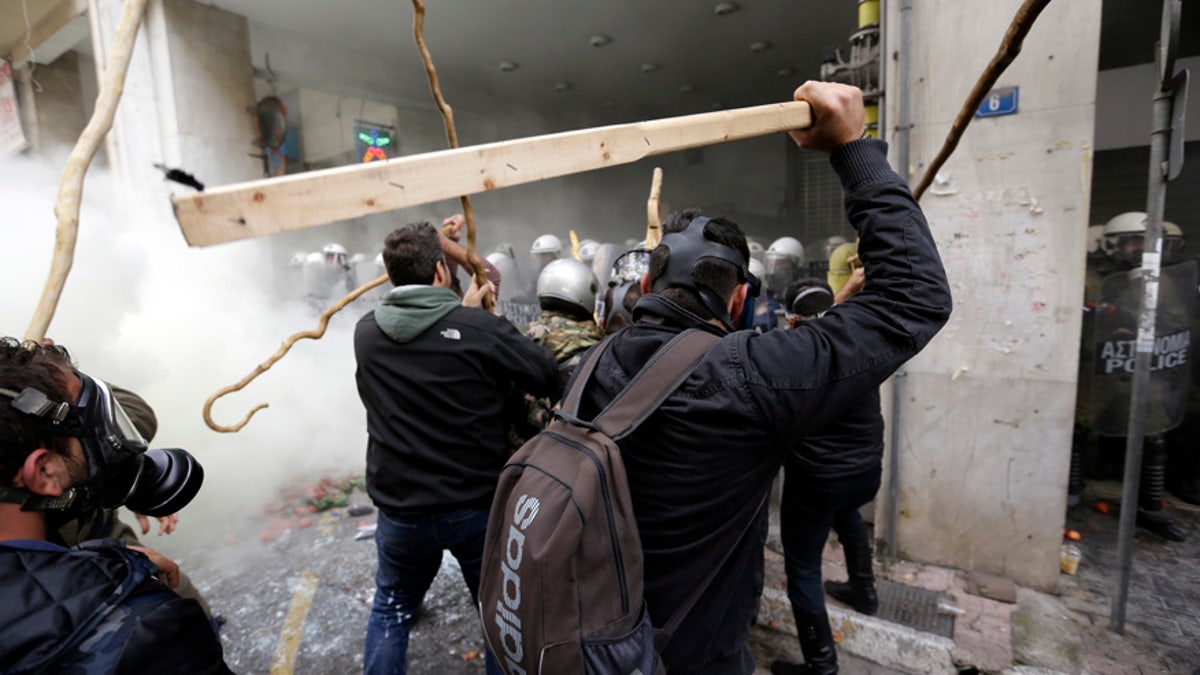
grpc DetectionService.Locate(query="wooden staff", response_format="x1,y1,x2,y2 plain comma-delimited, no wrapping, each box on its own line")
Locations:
24,0,149,342
203,274,389,432
645,167,664,248
411,0,489,303
912,0,1053,200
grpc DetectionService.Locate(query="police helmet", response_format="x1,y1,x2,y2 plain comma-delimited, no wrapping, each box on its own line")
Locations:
538,258,598,315
1102,212,1146,264
322,242,348,266
530,234,563,255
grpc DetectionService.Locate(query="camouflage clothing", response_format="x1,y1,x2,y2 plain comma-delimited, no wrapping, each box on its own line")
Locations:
525,310,605,367
514,311,605,441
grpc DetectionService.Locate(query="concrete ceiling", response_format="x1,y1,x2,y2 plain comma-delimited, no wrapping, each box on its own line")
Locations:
215,0,859,120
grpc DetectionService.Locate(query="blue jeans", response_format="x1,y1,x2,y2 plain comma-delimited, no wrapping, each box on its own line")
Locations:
363,507,502,675
780,467,882,622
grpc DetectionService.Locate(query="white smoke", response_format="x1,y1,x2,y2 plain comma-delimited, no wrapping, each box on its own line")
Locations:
2,150,366,557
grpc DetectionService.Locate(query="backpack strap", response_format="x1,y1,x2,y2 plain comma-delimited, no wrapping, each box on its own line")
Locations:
590,329,719,440
558,333,616,419
558,329,719,439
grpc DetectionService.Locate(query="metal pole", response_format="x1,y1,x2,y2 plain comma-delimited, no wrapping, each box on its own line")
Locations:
1110,65,1174,638
885,0,913,561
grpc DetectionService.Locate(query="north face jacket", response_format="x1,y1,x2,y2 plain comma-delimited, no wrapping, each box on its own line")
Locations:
356,299,558,516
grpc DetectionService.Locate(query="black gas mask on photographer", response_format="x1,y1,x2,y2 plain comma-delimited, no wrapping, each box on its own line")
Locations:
0,373,203,518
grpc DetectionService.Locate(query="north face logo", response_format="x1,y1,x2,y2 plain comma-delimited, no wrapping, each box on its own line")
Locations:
493,494,540,675
441,328,461,340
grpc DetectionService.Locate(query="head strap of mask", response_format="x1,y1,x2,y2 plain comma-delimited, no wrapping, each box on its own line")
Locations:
606,281,638,327
654,217,760,331
0,384,83,511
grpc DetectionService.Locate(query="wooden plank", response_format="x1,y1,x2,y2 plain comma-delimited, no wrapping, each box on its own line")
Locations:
173,100,811,247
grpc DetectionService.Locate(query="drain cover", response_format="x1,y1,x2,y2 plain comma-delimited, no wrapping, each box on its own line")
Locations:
874,581,955,638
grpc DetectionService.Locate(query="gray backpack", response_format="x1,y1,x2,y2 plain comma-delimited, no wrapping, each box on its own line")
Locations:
480,329,717,674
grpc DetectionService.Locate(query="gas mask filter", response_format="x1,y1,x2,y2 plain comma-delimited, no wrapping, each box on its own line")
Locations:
0,373,204,517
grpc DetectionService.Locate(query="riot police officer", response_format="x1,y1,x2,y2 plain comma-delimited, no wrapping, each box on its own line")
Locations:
1073,212,1195,541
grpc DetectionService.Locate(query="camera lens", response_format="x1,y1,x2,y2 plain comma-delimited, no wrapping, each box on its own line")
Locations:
123,448,205,517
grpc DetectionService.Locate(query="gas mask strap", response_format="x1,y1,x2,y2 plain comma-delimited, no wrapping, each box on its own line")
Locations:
0,386,71,424
0,486,79,512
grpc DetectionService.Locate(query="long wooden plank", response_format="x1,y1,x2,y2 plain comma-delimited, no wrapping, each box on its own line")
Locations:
173,100,811,247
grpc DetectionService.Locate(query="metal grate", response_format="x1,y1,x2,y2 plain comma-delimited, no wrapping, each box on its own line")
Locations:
874,581,956,639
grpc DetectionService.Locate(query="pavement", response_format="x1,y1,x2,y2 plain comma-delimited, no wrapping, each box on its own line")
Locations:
158,475,1200,674
751,479,1200,674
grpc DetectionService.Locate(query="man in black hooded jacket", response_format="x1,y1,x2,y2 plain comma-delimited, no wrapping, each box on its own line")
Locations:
572,81,952,674
354,222,557,674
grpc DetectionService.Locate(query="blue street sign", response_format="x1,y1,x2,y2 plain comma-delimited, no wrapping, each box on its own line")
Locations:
976,86,1019,118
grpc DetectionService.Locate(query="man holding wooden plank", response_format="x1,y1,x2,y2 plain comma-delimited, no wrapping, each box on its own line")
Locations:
570,81,952,674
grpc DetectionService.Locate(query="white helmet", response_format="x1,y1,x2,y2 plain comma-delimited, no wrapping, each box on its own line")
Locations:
1101,212,1146,263
537,258,598,315
766,236,806,266
747,239,766,264
765,236,805,289
1164,220,1185,263
531,234,563,255
578,239,600,264
821,236,849,261
322,242,348,266
748,258,767,290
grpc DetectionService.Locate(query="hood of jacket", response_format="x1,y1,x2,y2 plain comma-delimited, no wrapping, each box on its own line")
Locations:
375,285,462,343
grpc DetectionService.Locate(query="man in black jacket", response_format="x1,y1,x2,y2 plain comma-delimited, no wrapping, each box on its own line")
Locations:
573,81,952,674
0,338,231,674
354,222,557,675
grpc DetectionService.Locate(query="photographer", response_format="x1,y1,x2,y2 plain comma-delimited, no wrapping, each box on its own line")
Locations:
0,337,230,674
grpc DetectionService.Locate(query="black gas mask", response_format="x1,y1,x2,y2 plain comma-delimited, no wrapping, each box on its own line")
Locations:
653,217,760,331
0,373,203,517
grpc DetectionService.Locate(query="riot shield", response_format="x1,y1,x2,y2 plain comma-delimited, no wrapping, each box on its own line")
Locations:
495,300,541,333
1090,260,1198,436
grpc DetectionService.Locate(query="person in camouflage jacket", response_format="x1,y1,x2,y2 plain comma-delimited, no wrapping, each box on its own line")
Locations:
511,259,605,442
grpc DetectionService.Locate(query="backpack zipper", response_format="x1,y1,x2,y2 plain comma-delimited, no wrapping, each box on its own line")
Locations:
543,431,630,614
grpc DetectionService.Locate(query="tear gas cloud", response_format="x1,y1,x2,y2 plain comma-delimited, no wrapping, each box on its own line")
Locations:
2,151,369,558
1,148,661,563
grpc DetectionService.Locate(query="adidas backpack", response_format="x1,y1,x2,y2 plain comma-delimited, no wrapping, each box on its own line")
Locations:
480,329,717,674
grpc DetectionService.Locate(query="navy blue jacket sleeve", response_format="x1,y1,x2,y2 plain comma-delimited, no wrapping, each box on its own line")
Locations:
741,138,952,441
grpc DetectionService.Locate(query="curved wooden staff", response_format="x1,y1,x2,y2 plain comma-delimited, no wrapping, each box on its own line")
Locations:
912,0,1053,200
645,167,664,248
411,0,490,305
203,274,388,432
25,0,149,342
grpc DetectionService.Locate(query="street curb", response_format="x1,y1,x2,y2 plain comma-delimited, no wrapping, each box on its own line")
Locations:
759,587,957,674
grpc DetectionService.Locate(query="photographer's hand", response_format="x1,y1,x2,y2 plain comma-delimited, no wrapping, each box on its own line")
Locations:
129,545,181,588
135,512,179,536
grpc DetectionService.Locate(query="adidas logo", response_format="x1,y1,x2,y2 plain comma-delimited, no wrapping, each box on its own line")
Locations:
441,328,461,340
